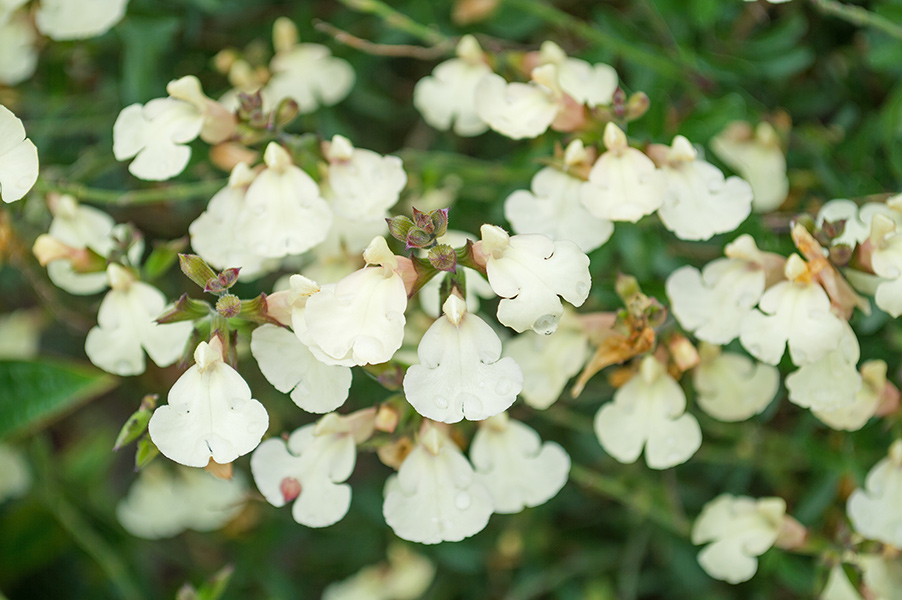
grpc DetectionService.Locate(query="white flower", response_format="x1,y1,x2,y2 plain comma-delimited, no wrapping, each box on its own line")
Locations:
820,565,862,600
0,103,38,203
148,337,269,468
113,76,233,181
322,544,436,600
868,214,902,317
594,355,701,469
470,413,570,513
0,13,38,86
536,41,617,108
785,321,861,412
116,465,246,539
323,135,407,222
580,123,666,222
816,199,902,248
0,309,41,359
846,440,902,547
413,35,491,137
0,444,31,502
263,18,354,114
383,424,493,544
474,66,562,140
504,141,613,253
250,323,352,414
35,0,127,40
656,135,753,241
251,411,374,528
666,235,769,344
302,237,408,366
403,294,522,423
740,254,845,365
858,554,902,600
478,224,590,335
710,121,788,213
691,494,786,584
85,264,193,376
0,0,28,24
238,142,332,258
189,163,279,281
501,310,588,409
693,343,779,422
813,359,886,431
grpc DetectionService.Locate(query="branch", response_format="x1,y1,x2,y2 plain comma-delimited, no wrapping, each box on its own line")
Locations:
335,0,447,45
32,177,227,205
811,0,902,40
314,20,454,59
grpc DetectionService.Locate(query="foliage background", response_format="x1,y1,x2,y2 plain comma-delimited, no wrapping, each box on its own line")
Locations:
2,0,902,598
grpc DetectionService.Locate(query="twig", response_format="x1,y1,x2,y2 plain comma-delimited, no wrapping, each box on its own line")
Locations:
335,0,446,45
314,20,454,60
32,178,227,206
811,0,902,40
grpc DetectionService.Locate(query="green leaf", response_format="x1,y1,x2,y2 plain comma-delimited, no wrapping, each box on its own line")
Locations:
0,360,116,441
135,436,159,470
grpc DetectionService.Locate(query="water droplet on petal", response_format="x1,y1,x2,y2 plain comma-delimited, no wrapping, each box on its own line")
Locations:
495,377,512,395
458,392,481,416
533,314,559,335
116,360,132,374
433,396,449,409
575,282,589,297
455,491,471,510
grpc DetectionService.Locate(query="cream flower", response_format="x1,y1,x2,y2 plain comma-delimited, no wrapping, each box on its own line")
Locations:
813,360,886,431
322,545,436,600
0,103,39,203
740,254,845,366
656,135,753,241
116,465,246,540
148,337,269,468
859,554,902,600
0,444,31,502
501,310,588,409
413,35,491,137
35,0,128,40
473,66,562,140
580,123,666,222
0,0,28,23
710,121,788,212
251,411,374,528
820,565,862,600
478,224,591,335
189,163,278,280
113,76,233,181
0,13,38,86
868,214,902,317
785,321,861,412
323,135,407,222
239,142,332,258
535,41,617,108
692,343,779,422
418,230,494,318
504,142,614,253
846,440,902,547
470,413,570,513
250,323,352,414
263,18,355,113
302,237,408,366
0,309,41,359
84,264,193,376
403,295,523,423
666,235,769,344
691,494,786,584
594,355,701,469
816,199,902,248
383,424,493,544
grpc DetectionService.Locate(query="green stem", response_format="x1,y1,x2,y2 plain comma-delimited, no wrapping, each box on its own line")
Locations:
570,464,691,538
32,178,227,205
811,0,902,40
335,0,446,45
503,0,686,81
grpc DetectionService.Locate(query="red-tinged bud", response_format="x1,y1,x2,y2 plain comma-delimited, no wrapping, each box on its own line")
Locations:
216,293,241,318
274,97,300,128
156,293,212,324
412,207,433,230
205,267,242,293
237,90,263,121
612,87,627,118
625,91,650,122
428,244,457,272
280,477,301,503
387,215,415,242
430,207,449,238
406,227,433,249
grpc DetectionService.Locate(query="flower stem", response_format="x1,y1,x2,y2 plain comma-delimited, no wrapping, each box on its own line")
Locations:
334,0,446,45
32,177,227,205
811,0,902,40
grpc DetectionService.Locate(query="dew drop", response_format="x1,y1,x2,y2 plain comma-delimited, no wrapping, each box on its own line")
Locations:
575,282,589,297
458,392,481,415
433,396,449,409
887,267,901,278
478,351,495,364
495,378,512,395
455,491,471,510
116,360,132,374
533,314,558,335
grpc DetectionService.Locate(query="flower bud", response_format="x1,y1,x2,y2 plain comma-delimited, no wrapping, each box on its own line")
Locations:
238,293,282,325
178,254,218,290
387,215,415,242
216,293,241,319
428,244,457,272
406,227,433,249
273,97,300,129
429,207,449,238
625,91,650,122
205,458,233,481
411,207,434,232
113,394,157,451
374,404,401,433
156,293,213,324
204,267,241,293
